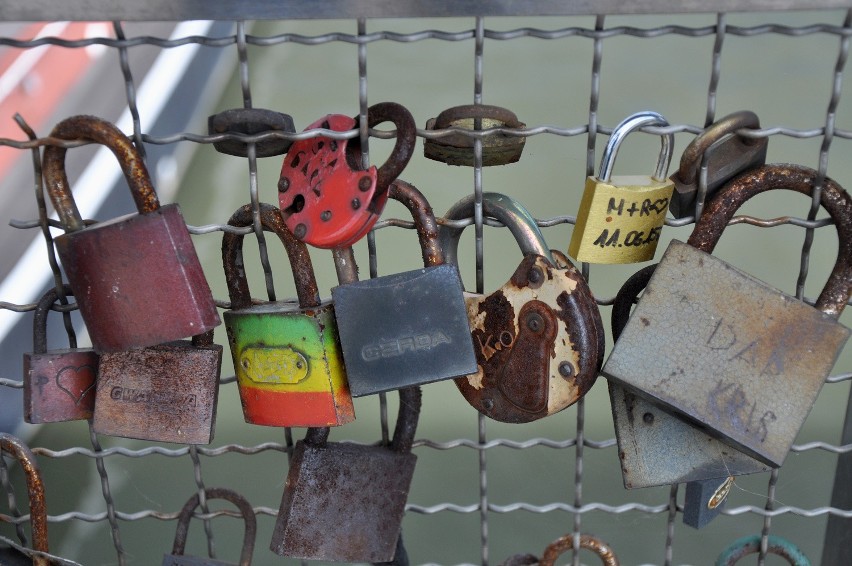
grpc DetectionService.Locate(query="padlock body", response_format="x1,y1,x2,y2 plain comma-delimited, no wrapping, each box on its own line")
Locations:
162,555,235,565
224,300,354,427
603,240,850,467
683,476,733,529
23,349,98,423
568,175,674,264
331,264,478,397
55,203,220,353
457,255,604,423
93,339,222,444
271,440,416,562
608,382,769,489
279,114,383,249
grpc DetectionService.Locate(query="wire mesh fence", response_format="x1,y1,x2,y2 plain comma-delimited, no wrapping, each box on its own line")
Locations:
0,5,851,565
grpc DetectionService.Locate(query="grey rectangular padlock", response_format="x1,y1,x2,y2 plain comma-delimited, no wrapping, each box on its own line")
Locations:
683,476,733,529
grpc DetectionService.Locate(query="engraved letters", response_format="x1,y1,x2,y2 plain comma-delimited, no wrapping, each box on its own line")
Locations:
361,331,451,361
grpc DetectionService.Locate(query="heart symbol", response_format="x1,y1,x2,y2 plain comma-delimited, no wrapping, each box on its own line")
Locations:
55,365,97,406
649,197,669,214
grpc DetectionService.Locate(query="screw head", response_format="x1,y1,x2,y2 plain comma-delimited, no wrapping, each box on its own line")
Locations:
351,198,361,210
558,361,574,378
278,176,290,193
320,210,332,222
482,398,494,410
294,223,307,239
528,267,544,284
525,312,544,333
642,412,655,425
358,176,373,192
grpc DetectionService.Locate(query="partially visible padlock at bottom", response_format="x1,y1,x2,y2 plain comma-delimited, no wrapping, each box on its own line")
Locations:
93,331,222,444
715,534,810,566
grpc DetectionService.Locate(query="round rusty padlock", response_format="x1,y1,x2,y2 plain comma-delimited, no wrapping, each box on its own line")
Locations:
0,433,50,566
208,107,296,157
539,533,620,566
715,534,810,566
278,101,416,249
424,104,526,166
439,192,605,423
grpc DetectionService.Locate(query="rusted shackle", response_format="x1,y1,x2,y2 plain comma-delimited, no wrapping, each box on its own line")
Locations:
0,433,50,566
539,533,620,566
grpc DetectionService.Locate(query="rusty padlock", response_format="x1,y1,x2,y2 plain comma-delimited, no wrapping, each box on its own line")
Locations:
0,433,50,566
222,203,354,427
162,487,256,566
208,107,296,157
603,164,852,467
669,110,768,218
43,115,220,353
331,179,477,396
568,111,675,264
93,330,222,444
608,265,768,491
278,102,416,249
270,386,421,562
715,534,810,566
439,193,605,423
23,285,98,423
540,533,620,566
424,104,526,166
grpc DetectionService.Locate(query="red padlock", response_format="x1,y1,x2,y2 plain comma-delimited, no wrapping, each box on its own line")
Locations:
278,102,416,249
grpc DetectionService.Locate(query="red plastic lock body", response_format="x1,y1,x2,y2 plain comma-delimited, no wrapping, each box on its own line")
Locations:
279,114,383,249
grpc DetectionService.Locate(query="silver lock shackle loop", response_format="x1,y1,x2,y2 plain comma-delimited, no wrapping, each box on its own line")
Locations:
439,192,553,270
598,111,674,183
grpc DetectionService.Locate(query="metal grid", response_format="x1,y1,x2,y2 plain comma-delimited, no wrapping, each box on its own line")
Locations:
0,6,851,565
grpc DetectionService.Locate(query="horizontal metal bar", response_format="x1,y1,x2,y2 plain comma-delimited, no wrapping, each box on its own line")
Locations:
0,0,851,21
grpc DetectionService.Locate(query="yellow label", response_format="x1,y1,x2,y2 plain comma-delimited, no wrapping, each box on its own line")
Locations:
239,346,309,385
568,175,674,264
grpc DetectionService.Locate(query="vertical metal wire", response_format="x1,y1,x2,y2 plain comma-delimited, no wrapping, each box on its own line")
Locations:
188,445,216,560
87,423,126,565
111,22,146,157
704,13,727,128
757,469,780,566
663,484,679,566
358,18,370,169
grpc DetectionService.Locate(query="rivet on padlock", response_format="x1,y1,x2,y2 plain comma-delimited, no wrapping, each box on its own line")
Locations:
43,115,220,353
439,193,605,423
93,330,222,444
270,386,421,563
539,533,620,566
682,475,734,529
424,104,526,166
278,102,416,249
568,111,675,264
608,264,768,492
208,107,296,158
331,179,477,397
23,285,98,424
0,433,50,566
669,110,767,218
603,164,852,468
222,203,354,427
162,487,256,566
715,534,810,566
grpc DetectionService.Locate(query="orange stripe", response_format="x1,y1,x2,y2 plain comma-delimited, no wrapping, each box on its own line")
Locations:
238,386,355,427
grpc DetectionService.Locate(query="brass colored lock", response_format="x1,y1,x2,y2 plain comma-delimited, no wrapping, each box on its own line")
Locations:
568,111,675,264
424,104,526,166
439,193,605,423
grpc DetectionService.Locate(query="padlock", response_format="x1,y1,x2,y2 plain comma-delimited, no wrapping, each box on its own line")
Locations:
423,104,526,166
568,111,675,264
669,110,768,218
439,193,605,423
0,433,50,566
23,284,98,423
715,534,810,566
603,164,852,467
331,179,477,396
278,101,416,249
162,487,256,566
270,386,421,562
208,107,296,157
93,330,222,444
682,475,733,529
608,265,768,491
222,203,354,427
42,115,220,353
539,533,620,566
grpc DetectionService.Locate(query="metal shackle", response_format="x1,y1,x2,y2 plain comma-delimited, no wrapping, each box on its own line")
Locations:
687,164,852,318
32,285,77,354
539,533,620,566
170,487,257,566
362,102,418,211
0,433,50,566
43,115,159,233
598,111,674,183
715,534,810,566
222,203,321,310
675,110,762,187
611,264,657,341
388,179,444,268
438,192,553,270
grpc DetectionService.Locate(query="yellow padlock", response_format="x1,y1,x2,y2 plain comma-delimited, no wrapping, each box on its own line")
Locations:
568,111,675,264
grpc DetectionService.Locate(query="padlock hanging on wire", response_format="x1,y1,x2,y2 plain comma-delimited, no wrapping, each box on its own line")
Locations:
568,111,675,264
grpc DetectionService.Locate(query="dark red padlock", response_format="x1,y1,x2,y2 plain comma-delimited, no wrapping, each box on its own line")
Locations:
278,102,416,249
43,115,220,353
23,285,98,424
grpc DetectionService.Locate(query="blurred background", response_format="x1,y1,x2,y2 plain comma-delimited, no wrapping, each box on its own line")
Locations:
0,6,851,565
